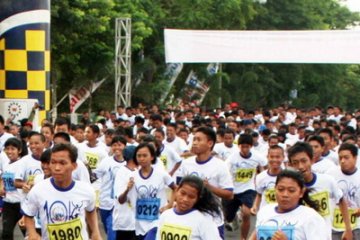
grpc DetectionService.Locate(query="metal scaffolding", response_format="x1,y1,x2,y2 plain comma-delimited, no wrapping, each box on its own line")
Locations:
115,18,132,108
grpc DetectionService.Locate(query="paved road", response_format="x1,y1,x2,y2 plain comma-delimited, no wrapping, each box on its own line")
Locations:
3,213,255,239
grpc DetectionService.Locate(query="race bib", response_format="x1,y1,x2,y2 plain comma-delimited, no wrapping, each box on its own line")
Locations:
257,226,295,240
160,155,168,169
235,168,255,183
136,198,160,221
160,223,192,240
310,191,330,216
2,172,16,192
47,218,83,240
264,188,276,204
27,175,36,185
85,153,99,169
333,208,358,230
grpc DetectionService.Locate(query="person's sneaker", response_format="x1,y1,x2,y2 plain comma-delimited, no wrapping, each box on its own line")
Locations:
224,219,239,232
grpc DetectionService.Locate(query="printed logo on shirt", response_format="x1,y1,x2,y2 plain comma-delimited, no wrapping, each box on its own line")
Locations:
44,200,85,224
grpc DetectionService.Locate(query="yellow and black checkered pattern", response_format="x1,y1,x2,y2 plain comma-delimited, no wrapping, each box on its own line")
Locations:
0,25,50,122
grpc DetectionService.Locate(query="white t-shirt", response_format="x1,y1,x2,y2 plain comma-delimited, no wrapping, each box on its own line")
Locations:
21,178,96,240
322,150,339,165
77,141,108,189
164,136,189,155
304,173,343,235
1,160,25,203
112,165,137,231
213,142,238,161
72,159,90,183
226,151,266,194
255,170,278,208
93,156,126,210
0,150,10,175
14,154,43,183
311,157,337,175
256,204,330,240
129,167,174,236
156,208,221,240
328,167,360,231
179,155,234,226
158,144,182,173
0,132,13,150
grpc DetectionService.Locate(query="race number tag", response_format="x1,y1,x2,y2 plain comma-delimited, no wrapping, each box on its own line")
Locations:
264,188,276,204
136,198,160,221
257,226,295,240
160,223,192,240
333,208,358,230
160,155,168,169
47,218,83,240
310,191,330,216
85,153,99,169
235,168,255,183
2,172,16,192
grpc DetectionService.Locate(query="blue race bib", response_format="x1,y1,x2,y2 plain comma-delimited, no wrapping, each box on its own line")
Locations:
257,226,295,240
2,172,16,192
136,198,160,221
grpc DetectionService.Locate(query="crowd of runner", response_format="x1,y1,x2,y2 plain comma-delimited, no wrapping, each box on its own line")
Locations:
0,102,360,240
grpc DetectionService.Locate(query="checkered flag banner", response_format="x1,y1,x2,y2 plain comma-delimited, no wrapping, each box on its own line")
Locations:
0,0,50,123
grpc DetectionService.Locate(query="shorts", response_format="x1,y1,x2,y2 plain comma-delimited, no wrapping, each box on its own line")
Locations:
223,190,256,222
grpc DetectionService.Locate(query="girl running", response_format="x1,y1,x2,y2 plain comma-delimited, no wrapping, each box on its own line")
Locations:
250,169,329,240
156,175,222,240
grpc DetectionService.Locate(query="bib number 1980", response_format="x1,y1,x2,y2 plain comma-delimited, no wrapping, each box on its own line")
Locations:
47,218,83,240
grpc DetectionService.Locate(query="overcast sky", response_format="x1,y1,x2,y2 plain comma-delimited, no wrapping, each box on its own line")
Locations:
341,0,360,12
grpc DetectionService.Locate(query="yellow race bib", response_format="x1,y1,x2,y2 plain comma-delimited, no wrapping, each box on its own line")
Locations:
235,168,255,183
160,223,192,240
160,155,168,169
264,188,276,204
310,191,330,216
85,153,99,169
333,208,358,230
47,218,83,240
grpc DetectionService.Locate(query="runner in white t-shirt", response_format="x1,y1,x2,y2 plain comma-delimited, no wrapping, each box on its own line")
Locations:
287,141,352,239
113,145,138,240
213,128,238,161
249,169,329,240
93,136,127,240
14,132,45,193
224,133,266,240
251,145,284,215
328,143,360,240
156,175,222,240
307,135,337,174
53,132,90,183
21,143,102,240
0,138,26,239
153,128,182,176
178,127,234,239
118,143,176,240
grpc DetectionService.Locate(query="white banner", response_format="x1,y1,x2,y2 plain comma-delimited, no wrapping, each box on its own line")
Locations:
164,29,360,63
0,99,39,128
69,78,106,113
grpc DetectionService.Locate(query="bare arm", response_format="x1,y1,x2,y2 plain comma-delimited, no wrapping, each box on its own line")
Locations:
338,197,353,240
118,177,134,204
204,179,233,200
86,210,102,240
250,193,262,215
169,162,181,176
24,216,41,240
